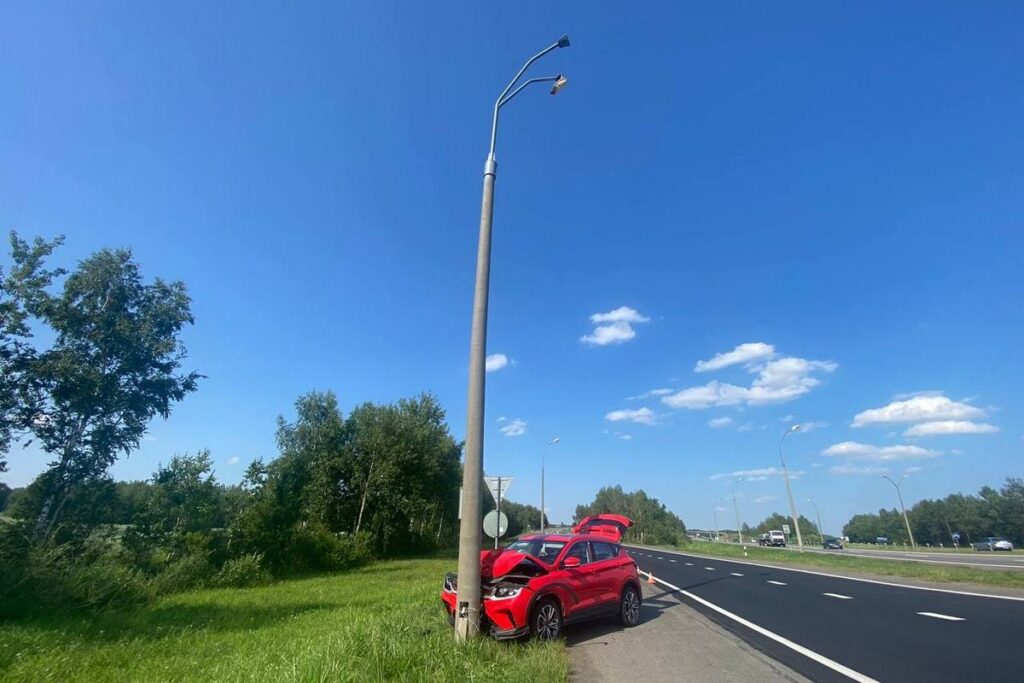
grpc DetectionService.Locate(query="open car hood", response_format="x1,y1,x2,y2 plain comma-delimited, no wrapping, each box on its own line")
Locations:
480,549,552,579
572,514,633,543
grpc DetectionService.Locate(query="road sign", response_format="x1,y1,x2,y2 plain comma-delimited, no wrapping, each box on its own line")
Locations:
484,476,513,503
483,510,509,539
782,524,791,535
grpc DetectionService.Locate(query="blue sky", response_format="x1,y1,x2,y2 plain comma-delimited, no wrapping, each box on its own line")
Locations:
2,2,1022,533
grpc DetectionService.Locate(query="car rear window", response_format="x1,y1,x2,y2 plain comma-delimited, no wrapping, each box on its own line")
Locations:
591,541,618,561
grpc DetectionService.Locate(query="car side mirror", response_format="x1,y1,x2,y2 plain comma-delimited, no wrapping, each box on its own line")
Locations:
562,556,581,568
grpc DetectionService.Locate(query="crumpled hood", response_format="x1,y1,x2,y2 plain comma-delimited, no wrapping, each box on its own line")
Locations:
480,549,552,579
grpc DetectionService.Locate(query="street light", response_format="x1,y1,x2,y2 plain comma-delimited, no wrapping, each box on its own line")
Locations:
732,477,744,544
713,498,721,542
779,424,803,551
540,437,560,533
454,34,571,643
881,474,916,550
806,497,824,544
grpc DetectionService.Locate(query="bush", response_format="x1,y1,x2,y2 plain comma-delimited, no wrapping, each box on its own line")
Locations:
150,551,215,593
213,553,272,588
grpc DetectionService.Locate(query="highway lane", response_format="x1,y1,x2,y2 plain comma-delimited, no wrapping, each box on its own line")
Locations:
752,542,1024,569
625,545,1024,683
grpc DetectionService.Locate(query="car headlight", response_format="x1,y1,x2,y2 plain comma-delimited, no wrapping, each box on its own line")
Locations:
443,572,457,592
490,584,524,600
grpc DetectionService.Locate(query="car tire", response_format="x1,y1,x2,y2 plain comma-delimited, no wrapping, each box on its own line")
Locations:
531,598,562,641
619,585,641,627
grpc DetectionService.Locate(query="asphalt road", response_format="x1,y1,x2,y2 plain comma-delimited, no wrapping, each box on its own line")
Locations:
625,545,1024,683
751,542,1024,569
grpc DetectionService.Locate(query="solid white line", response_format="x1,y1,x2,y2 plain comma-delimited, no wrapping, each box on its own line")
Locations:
730,572,744,577
917,612,965,621
705,566,716,571
767,580,787,586
639,571,878,683
824,593,853,600
624,545,1024,602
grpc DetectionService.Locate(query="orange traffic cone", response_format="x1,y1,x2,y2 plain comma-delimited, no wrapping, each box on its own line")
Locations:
647,572,656,585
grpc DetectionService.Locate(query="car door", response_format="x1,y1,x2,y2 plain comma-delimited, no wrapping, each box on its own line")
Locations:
559,540,600,614
588,541,623,606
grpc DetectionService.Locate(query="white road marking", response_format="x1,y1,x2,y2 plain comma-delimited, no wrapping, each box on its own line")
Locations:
824,593,853,600
767,580,787,586
623,545,1024,602
705,566,716,571
657,556,664,560
639,571,878,683
730,572,744,577
684,562,693,566
917,612,965,621
669,559,677,563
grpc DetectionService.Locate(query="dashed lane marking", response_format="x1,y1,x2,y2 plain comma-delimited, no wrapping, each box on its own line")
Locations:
917,612,965,621
824,593,853,600
684,562,693,566
705,566,716,571
669,559,677,563
730,572,744,577
767,580,787,586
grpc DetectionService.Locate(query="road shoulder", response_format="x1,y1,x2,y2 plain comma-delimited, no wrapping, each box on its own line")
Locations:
567,584,811,683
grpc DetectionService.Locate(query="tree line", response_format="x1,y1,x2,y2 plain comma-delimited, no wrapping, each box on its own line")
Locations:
842,478,1024,546
0,233,475,616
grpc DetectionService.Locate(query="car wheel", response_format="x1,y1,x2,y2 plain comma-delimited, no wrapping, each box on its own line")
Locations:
531,598,562,641
619,585,641,627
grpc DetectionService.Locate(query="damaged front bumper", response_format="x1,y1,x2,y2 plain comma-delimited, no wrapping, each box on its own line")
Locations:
440,572,535,639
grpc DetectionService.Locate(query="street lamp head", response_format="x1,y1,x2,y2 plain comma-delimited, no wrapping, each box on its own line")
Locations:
550,75,569,95
550,437,561,445
788,424,801,433
557,34,571,48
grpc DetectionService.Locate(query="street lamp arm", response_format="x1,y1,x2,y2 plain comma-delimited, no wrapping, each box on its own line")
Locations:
498,75,562,109
488,36,569,158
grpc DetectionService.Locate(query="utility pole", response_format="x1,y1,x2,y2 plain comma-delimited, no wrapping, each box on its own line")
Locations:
453,35,571,642
779,424,803,551
713,500,721,542
881,474,916,550
540,437,560,533
732,477,744,543
806,497,824,543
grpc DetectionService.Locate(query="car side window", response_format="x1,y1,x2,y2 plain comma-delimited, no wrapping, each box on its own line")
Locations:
564,542,590,565
591,541,617,561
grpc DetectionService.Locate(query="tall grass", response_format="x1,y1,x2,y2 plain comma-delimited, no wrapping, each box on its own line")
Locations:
0,557,568,682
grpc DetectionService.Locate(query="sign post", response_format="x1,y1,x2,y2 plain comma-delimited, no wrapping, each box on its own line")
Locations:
484,476,514,548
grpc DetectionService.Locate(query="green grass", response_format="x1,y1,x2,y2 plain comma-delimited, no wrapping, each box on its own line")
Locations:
639,541,1024,590
0,557,568,683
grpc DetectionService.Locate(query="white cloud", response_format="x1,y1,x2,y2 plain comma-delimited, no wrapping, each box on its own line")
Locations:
798,420,828,432
496,416,507,423
662,357,837,409
619,434,633,441
716,506,730,512
605,407,657,426
485,353,514,373
627,388,673,400
753,495,778,504
830,463,889,476
779,414,794,422
903,421,999,437
852,395,984,427
590,306,651,324
710,467,804,482
580,306,650,346
499,418,527,437
903,466,923,474
695,342,775,372
227,456,240,465
821,441,938,461
738,423,754,432
708,417,734,429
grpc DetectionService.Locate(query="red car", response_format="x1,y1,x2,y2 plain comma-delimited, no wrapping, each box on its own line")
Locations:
441,514,642,640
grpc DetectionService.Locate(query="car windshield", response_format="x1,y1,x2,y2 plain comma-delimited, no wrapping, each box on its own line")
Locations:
505,539,566,564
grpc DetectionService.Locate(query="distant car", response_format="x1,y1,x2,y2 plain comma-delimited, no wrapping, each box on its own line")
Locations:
973,537,1014,552
822,537,843,550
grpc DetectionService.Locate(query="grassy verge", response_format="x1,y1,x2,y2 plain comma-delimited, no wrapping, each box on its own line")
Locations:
0,556,568,682
642,541,1024,591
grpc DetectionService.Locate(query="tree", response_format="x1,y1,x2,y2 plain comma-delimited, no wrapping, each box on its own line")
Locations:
148,451,223,535
747,512,819,542
0,233,65,471
22,247,201,538
0,482,11,512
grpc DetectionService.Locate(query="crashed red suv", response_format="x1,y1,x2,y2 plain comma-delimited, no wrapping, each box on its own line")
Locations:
441,514,642,640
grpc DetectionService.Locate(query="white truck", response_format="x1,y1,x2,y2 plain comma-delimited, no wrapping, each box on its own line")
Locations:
758,530,787,547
